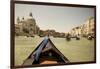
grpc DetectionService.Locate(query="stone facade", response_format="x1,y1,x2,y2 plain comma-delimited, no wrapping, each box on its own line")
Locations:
69,17,95,37
15,13,40,37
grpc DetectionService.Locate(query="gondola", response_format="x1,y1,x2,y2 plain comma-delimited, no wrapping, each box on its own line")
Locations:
23,36,69,65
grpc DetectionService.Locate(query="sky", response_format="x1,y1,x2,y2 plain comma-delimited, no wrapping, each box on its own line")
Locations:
15,3,94,33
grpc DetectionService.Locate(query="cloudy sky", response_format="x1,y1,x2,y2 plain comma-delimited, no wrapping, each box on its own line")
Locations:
15,3,94,33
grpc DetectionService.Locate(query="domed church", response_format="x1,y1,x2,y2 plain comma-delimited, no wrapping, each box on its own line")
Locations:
15,12,40,37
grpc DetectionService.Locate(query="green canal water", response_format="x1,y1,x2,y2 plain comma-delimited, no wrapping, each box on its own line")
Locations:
15,36,95,66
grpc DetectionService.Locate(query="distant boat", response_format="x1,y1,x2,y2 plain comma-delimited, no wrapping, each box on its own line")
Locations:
76,36,80,40
23,37,69,65
66,33,71,41
87,35,92,40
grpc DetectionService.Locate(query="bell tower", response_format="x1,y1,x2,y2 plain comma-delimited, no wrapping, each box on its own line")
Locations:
29,12,33,17
17,17,20,24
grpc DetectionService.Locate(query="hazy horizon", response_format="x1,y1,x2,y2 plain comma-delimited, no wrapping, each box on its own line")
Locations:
15,4,94,33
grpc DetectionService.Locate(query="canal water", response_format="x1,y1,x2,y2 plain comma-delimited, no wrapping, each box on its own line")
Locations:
15,36,95,65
